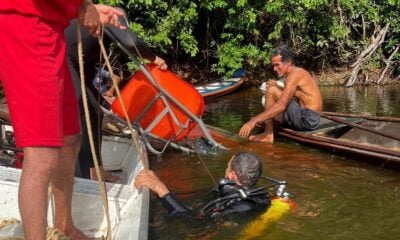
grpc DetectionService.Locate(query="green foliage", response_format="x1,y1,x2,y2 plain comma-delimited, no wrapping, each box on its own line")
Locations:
95,0,400,80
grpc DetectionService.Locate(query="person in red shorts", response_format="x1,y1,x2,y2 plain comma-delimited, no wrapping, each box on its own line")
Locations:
0,1,125,239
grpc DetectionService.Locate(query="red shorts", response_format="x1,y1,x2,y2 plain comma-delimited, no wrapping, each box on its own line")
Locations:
0,13,80,148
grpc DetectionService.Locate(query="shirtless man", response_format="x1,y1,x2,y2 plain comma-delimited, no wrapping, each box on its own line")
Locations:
239,44,322,143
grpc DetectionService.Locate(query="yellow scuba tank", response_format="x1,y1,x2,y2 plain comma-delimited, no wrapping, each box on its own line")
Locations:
240,197,294,239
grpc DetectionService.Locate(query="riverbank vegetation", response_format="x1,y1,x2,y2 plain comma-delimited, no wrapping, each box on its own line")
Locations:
98,0,400,86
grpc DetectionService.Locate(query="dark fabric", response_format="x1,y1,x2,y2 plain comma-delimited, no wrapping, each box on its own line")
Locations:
159,183,271,219
209,183,271,218
74,89,103,178
104,17,156,61
66,19,109,178
65,19,108,100
283,100,320,131
161,193,192,217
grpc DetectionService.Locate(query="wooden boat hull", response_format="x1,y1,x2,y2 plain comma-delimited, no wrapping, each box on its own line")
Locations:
0,135,149,239
276,112,400,164
195,77,245,98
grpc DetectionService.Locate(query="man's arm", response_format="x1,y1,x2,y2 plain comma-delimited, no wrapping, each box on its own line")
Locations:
239,75,298,138
135,170,170,197
135,170,191,217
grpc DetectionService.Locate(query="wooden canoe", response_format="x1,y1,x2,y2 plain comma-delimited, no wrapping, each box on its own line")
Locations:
276,112,400,164
195,70,245,98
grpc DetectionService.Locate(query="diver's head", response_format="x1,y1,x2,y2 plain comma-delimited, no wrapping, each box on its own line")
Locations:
225,152,262,188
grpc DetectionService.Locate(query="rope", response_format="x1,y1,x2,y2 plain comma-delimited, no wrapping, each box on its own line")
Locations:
189,142,217,185
75,19,150,240
77,24,112,240
46,228,70,240
0,218,19,231
0,219,69,240
97,34,148,171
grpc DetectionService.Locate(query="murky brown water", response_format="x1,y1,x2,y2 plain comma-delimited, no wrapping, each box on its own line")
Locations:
149,85,400,240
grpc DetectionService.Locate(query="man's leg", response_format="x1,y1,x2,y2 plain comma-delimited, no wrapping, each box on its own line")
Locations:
19,147,60,240
249,86,282,143
51,134,88,240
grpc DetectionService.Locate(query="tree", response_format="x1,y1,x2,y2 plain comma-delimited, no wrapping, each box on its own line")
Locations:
95,0,400,85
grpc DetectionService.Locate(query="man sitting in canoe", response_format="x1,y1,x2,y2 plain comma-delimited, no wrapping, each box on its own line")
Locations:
135,152,280,218
239,44,322,143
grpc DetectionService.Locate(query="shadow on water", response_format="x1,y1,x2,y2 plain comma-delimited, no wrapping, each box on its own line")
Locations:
149,85,400,240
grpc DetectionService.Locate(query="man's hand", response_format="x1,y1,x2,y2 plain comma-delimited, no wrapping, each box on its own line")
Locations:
267,80,278,87
239,119,257,138
268,79,285,89
95,5,126,28
152,56,168,70
79,2,126,37
134,170,170,197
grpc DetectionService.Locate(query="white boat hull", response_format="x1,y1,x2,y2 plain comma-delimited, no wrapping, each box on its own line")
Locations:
0,135,148,239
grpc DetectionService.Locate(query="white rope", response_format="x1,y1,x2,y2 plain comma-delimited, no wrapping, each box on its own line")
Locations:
77,24,112,240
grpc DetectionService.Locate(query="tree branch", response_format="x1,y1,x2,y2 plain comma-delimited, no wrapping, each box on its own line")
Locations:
377,44,400,84
345,23,390,87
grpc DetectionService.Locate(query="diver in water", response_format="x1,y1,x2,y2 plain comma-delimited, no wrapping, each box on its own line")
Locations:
135,152,288,218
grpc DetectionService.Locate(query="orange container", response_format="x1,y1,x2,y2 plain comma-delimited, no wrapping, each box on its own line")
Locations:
111,64,204,142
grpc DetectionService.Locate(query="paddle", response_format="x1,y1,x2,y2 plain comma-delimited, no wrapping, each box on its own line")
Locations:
318,112,400,142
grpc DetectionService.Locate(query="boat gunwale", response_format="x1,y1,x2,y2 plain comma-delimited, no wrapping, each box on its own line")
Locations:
277,126,400,162
322,111,400,122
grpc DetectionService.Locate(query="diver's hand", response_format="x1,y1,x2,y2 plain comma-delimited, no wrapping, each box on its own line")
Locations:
134,170,170,197
152,56,168,70
239,119,256,138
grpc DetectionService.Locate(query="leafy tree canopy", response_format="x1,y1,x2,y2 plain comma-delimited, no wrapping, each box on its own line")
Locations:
96,0,400,83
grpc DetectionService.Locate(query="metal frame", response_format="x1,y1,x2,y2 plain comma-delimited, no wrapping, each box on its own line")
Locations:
103,29,226,155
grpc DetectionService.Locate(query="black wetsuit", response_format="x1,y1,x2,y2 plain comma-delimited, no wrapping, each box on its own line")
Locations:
160,179,271,219
65,17,157,178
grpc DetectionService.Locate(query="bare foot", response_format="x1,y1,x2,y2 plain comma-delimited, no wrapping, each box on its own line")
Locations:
249,133,274,143
67,228,89,240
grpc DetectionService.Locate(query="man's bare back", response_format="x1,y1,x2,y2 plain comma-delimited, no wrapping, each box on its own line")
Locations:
290,67,322,112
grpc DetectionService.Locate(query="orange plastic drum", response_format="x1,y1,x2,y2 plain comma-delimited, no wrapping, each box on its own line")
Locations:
111,64,204,142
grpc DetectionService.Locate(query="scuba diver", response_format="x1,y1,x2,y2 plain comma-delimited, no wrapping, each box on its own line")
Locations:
135,152,289,218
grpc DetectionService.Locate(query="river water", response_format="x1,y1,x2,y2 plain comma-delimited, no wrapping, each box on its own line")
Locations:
148,85,400,240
